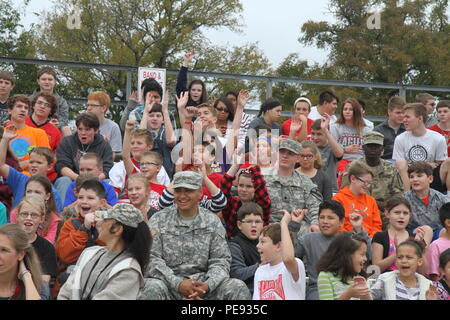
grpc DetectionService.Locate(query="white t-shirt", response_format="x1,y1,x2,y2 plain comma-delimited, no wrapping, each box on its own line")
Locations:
253,258,306,300
308,106,337,123
100,119,122,153
392,129,448,162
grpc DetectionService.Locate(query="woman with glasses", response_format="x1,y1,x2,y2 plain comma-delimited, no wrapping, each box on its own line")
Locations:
296,141,332,200
15,195,57,285
332,161,382,238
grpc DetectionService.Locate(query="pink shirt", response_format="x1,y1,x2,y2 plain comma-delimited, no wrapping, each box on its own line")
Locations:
426,237,450,277
11,208,61,244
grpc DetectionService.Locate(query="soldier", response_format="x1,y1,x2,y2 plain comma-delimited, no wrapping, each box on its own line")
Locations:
341,131,404,226
138,171,250,300
265,138,323,236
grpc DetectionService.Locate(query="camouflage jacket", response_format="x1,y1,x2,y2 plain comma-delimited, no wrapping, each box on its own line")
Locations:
265,167,322,231
147,205,231,293
341,158,404,202
404,189,449,230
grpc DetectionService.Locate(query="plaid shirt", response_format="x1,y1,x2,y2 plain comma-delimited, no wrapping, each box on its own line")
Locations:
221,165,271,238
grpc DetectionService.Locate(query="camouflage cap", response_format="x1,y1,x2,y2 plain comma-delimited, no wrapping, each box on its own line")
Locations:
363,131,384,146
279,138,301,155
172,171,202,190
100,203,143,228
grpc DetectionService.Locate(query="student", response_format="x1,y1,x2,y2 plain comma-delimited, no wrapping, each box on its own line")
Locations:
332,161,382,237
63,153,118,208
308,90,339,123
0,70,15,124
55,112,114,204
126,173,153,222
317,232,371,300
5,94,51,170
374,96,406,160
10,175,62,244
29,66,71,136
357,98,374,130
15,195,57,284
297,141,332,200
404,161,448,243
109,128,170,200
58,204,151,300
61,174,99,222
86,91,122,160
253,213,307,300
0,224,48,300
26,92,62,152
310,116,344,194
0,127,63,212
176,51,207,107
229,202,264,295
281,97,311,141
138,92,176,179
416,92,438,127
221,156,271,238
370,240,437,300
248,98,282,132
0,126,19,214
432,248,450,300
426,203,450,280
225,90,253,146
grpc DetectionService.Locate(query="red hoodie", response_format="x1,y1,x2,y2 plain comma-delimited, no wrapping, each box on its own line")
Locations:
332,186,382,237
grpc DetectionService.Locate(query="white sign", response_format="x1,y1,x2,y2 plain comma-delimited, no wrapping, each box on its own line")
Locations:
137,67,166,103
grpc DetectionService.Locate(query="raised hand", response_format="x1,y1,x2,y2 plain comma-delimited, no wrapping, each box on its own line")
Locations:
176,91,189,110
183,51,195,67
129,91,138,103
320,113,331,131
291,209,307,223
125,119,136,132
2,124,18,141
237,90,249,109
280,210,292,225
426,284,438,300
290,114,302,133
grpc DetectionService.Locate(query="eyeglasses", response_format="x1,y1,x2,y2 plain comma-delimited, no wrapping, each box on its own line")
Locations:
241,220,263,225
35,100,51,108
300,154,314,159
215,107,229,113
86,103,104,108
140,162,158,167
356,176,373,186
18,212,42,220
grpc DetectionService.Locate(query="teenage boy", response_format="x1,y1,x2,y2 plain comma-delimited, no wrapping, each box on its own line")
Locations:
308,90,339,123
6,95,50,170
416,92,438,127
310,115,344,194
374,96,406,160
404,161,448,243
426,203,450,281
128,78,163,128
357,99,374,130
229,202,265,295
0,70,16,124
29,66,71,136
253,212,307,300
63,153,118,208
291,200,371,300
55,112,113,204
0,127,63,211
86,91,122,160
393,103,448,191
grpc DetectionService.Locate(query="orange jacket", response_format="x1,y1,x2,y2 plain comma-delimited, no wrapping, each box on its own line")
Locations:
55,215,104,265
332,186,382,237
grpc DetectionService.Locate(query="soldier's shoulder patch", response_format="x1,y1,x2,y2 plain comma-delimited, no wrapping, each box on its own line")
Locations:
149,226,158,238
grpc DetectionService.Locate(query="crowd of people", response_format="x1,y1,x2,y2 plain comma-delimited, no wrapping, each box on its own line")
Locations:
0,51,449,301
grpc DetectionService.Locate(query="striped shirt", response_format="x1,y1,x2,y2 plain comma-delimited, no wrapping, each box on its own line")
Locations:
370,273,421,300
158,188,227,213
317,271,355,300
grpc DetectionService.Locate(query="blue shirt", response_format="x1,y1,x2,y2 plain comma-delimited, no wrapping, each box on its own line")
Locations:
0,202,6,226
6,168,63,213
64,180,118,207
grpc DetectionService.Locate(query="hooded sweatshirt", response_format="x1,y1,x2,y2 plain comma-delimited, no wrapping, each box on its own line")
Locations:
55,132,113,178
332,186,382,237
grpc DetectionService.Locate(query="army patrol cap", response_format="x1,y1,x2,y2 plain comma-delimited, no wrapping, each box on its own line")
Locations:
99,203,143,228
279,138,301,155
172,171,202,190
363,131,384,146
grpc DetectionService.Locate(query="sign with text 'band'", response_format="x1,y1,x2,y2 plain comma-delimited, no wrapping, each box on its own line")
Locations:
137,67,166,103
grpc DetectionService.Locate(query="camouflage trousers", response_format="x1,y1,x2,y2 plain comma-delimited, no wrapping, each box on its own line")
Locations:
138,277,251,300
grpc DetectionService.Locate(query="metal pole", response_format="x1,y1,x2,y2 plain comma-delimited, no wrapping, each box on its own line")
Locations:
399,87,406,100
126,71,132,100
266,79,273,99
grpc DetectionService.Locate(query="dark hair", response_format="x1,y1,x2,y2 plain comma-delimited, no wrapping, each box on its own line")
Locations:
75,174,98,192
37,66,57,81
439,202,450,227
439,248,450,270
76,112,100,130
225,91,238,99
0,70,16,85
148,103,163,114
336,98,365,134
213,97,235,121
397,239,426,258
384,196,412,213
188,79,207,104
436,100,450,111
319,200,345,220
407,161,433,177
311,119,322,131
237,202,263,221
316,232,368,284
319,90,339,106
254,123,272,137
199,141,216,156
357,99,366,111
31,92,59,118
142,78,163,101
79,180,106,200
257,98,281,117
7,94,31,110
117,221,151,271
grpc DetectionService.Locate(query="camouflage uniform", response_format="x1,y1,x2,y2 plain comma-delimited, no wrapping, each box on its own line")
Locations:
265,168,323,236
138,171,250,300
